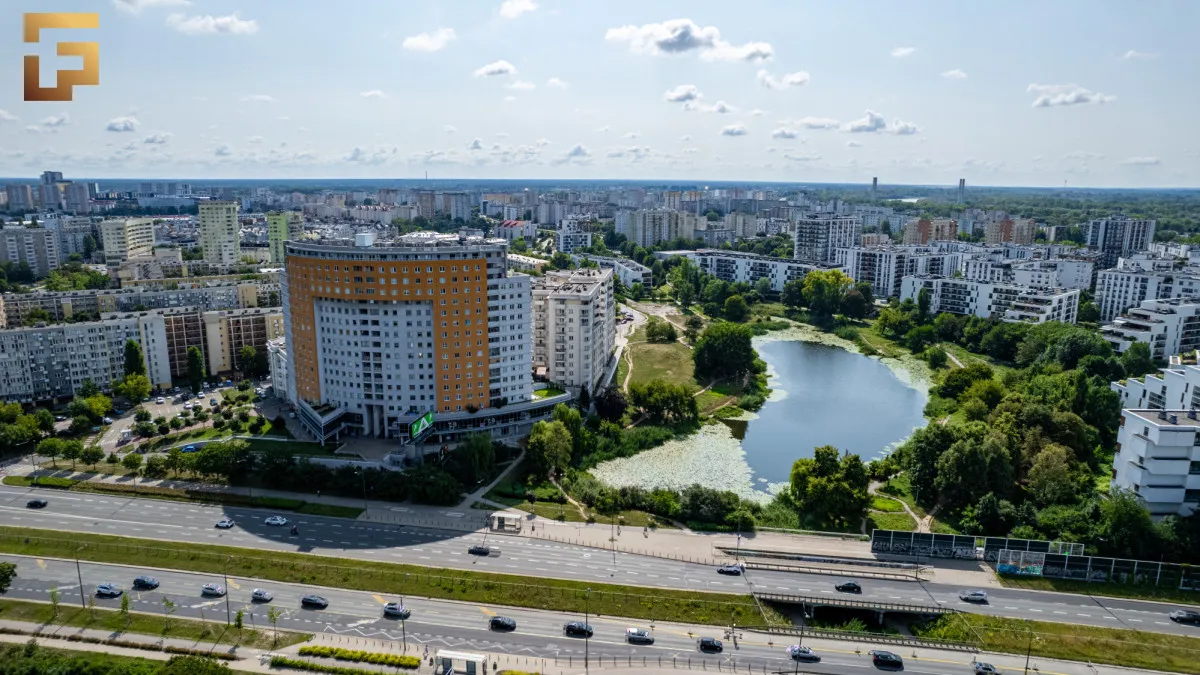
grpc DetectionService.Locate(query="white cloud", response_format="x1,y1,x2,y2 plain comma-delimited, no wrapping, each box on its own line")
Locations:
555,143,591,164
546,77,569,89
1065,151,1105,160
771,128,798,139
605,19,773,63
468,138,484,151
106,116,140,132
360,90,386,98
1027,83,1115,108
474,60,518,77
844,110,886,133
41,113,70,128
241,94,275,103
348,146,401,165
495,132,510,138
756,69,810,89
891,119,920,135
402,28,456,52
0,109,17,122
792,116,839,129
214,145,232,156
685,100,736,114
167,13,258,35
247,135,264,144
891,46,917,58
508,80,536,91
1122,50,1159,60
499,0,538,19
664,85,701,103
749,109,765,116
1121,156,1161,166
720,123,748,137
535,138,551,147
142,132,172,145
596,125,610,133
680,134,692,141
846,140,862,148
443,125,457,133
114,0,189,14
784,152,821,162
941,69,968,79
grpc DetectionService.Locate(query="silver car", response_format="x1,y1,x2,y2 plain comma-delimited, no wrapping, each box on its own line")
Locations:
959,589,988,603
251,588,273,603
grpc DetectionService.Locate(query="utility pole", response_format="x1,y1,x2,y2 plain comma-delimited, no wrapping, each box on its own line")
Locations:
584,587,591,674
1023,619,1034,675
74,547,86,609
223,556,233,625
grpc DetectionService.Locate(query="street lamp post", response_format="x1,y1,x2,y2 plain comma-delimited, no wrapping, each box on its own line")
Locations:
74,547,86,609
223,556,233,625
1023,619,1034,675
584,587,591,674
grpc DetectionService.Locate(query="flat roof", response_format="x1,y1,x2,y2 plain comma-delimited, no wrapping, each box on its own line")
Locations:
1124,409,1200,428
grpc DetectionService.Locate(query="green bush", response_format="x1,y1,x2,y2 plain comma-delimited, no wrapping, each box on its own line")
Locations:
30,476,77,489
297,646,421,668
273,654,418,674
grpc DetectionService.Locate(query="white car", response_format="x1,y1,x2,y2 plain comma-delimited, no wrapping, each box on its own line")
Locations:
959,590,989,603
201,583,226,597
251,588,273,603
786,645,820,662
215,518,235,529
264,516,289,526
156,397,165,404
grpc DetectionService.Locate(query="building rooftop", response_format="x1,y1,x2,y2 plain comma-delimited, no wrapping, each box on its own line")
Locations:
1125,409,1200,428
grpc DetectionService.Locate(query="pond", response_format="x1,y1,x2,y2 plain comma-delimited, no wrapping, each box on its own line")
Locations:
728,339,928,491
590,335,928,501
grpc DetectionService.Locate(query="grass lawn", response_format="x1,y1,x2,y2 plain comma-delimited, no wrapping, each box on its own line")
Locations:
875,474,928,520
914,613,1200,674
243,438,338,456
940,342,1017,378
295,503,364,518
694,390,729,412
0,525,779,628
592,509,677,529
0,597,309,650
867,512,917,532
870,496,905,513
998,575,1200,605
615,353,630,388
532,387,565,399
627,340,695,388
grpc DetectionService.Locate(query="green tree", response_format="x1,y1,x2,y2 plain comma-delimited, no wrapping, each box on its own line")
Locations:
82,233,97,259
78,379,100,398
162,597,177,632
629,282,644,300
123,339,146,377
723,294,749,322
1077,300,1100,324
49,588,60,619
115,373,152,402
801,269,853,317
925,347,948,369
80,445,104,468
693,322,756,381
455,433,495,485
1120,342,1156,378
37,438,63,467
527,420,572,479
840,288,870,319
238,345,258,376
186,346,206,393
0,562,14,593
788,446,870,530
60,440,82,468
121,452,143,473
1027,443,1079,506
594,385,627,422
934,435,1014,510
119,593,132,627
549,252,573,269
34,408,55,436
917,287,932,322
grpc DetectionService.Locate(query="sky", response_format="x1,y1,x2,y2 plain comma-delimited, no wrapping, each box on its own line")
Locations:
1,0,1197,187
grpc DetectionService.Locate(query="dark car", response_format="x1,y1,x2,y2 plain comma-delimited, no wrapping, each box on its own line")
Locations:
869,650,903,669
383,603,411,619
787,645,820,662
26,499,47,509
301,595,329,609
835,581,862,594
132,576,159,590
563,622,593,637
625,628,654,644
468,545,492,556
489,616,517,631
717,564,744,576
1169,609,1200,624
698,637,723,653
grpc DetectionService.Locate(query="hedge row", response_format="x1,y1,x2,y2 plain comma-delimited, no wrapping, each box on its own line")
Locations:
272,656,417,675
298,646,421,668
0,626,238,660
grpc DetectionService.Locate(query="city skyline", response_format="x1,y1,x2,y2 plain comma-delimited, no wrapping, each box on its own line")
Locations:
0,0,1196,187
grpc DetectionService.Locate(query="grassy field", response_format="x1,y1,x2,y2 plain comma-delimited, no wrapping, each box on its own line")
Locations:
0,597,310,650
870,496,905,513
875,474,928,520
627,340,695,388
0,526,779,628
914,613,1200,674
866,512,916,532
998,575,1200,605
940,342,1017,378
532,387,566,399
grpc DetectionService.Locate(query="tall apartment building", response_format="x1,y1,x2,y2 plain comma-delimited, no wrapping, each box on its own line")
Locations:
555,218,593,254
693,249,842,293
861,233,891,246
39,171,65,211
1100,298,1200,361
902,218,958,245
794,214,862,263
267,211,305,264
0,226,61,277
725,213,757,240
99,218,155,264
280,232,539,444
0,313,171,402
1112,361,1200,410
900,275,1079,324
835,246,962,299
202,307,285,375
199,201,241,265
568,254,653,288
531,268,616,393
1112,409,1200,517
984,218,1036,245
416,190,436,218
1094,268,1200,322
441,192,472,221
616,209,698,248
4,185,34,212
0,281,274,329
64,183,91,214
43,216,96,258
1085,216,1156,269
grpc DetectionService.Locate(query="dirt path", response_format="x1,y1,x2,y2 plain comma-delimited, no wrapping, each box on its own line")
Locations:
548,474,590,520
944,349,965,369
869,479,924,531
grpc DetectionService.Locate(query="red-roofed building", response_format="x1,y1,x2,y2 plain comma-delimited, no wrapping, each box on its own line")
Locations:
493,219,537,243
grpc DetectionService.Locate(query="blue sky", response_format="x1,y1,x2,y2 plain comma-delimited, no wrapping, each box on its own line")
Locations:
1,0,1196,187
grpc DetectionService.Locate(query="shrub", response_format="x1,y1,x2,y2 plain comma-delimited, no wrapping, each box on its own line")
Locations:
297,646,421,668
30,476,77,489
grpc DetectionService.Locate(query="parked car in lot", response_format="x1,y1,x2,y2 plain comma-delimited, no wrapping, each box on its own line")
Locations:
95,583,123,598
959,590,988,603
698,637,723,653
211,398,219,406
201,584,226,597
625,628,654,644
869,650,903,669
132,576,159,590
383,603,411,619
1169,609,1200,624
835,581,862,594
264,515,289,526
563,622,593,637
717,564,744,576
26,499,47,509
301,595,329,609
787,645,820,662
489,616,516,631
156,397,165,405
101,417,113,425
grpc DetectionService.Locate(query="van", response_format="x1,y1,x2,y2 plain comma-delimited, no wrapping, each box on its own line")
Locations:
118,429,133,445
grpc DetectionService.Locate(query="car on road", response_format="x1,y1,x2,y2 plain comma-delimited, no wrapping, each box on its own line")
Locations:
869,650,903,669
55,415,66,422
959,590,988,603
201,584,226,597
156,397,165,405
1169,609,1200,624
468,545,491,556
182,445,197,453
95,583,123,598
489,616,516,631
251,589,273,603
215,518,235,529
211,398,219,406
973,663,997,674
101,417,113,425
132,576,159,590
563,622,593,638
301,595,328,609
786,645,819,662
112,408,126,416
625,628,654,644
698,637,723,653
717,564,744,576
265,516,289,526
26,499,47,509
383,603,411,619
835,581,862,594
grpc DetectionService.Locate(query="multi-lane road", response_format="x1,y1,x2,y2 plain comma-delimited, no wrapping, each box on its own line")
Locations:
0,483,1197,638
0,555,1127,675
